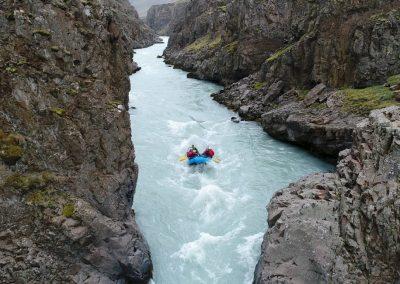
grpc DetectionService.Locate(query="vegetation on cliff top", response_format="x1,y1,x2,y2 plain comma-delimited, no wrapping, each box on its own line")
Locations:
342,83,399,116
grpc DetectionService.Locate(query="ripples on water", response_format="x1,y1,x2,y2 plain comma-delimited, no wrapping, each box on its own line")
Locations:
129,37,333,284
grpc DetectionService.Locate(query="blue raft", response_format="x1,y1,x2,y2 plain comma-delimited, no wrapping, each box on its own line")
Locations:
187,155,212,165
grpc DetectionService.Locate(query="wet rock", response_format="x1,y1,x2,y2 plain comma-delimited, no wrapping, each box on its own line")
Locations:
231,116,240,123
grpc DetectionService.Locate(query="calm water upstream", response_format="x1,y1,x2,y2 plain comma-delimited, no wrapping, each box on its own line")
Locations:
129,37,333,284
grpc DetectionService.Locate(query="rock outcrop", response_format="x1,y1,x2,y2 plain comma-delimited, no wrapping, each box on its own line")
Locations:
254,106,400,283
165,0,400,87
0,0,157,282
146,1,188,36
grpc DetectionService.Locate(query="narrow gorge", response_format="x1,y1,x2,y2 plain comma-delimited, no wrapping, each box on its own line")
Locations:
1,0,399,283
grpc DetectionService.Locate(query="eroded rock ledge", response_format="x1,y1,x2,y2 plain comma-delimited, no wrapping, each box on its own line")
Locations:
254,106,400,283
0,0,157,282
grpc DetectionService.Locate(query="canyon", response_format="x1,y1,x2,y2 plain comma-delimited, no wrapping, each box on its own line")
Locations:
150,0,400,282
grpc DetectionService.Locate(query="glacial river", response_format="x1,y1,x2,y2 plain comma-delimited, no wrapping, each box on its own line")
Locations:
129,37,332,284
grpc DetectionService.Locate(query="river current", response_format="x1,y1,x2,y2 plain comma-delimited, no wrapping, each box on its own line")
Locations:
129,37,332,284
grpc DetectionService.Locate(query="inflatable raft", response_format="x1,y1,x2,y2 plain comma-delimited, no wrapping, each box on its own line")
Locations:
187,155,212,165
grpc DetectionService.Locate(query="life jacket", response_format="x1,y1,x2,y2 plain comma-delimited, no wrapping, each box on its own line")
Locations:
187,150,197,158
203,149,215,158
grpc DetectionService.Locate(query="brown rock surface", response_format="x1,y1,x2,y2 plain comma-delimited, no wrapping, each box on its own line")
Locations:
0,0,157,282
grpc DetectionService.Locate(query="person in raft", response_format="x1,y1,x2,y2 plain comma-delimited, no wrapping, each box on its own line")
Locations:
186,145,199,159
202,147,215,158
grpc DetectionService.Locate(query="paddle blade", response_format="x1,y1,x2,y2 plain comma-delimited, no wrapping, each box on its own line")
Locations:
213,157,221,163
179,155,188,162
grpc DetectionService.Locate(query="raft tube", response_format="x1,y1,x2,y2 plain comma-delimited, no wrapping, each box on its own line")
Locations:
187,155,211,165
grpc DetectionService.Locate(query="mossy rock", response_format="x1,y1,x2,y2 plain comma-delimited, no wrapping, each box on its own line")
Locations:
342,85,400,116
185,34,222,52
5,66,17,73
26,189,57,208
387,74,400,86
0,130,25,165
50,107,66,116
3,172,54,193
33,29,52,37
62,203,75,217
107,100,123,108
0,145,23,164
224,41,238,54
66,88,78,96
266,44,294,63
252,81,266,90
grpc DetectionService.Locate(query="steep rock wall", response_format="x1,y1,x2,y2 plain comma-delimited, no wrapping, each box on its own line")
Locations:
254,106,400,283
0,0,157,282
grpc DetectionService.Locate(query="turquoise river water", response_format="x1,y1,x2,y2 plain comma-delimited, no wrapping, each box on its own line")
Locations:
129,38,333,284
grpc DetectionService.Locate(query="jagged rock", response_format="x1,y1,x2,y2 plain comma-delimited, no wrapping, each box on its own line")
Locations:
254,106,400,283
165,0,400,87
0,0,156,282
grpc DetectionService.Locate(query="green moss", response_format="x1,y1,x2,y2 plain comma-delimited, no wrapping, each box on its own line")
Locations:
342,85,400,116
252,82,266,90
185,34,222,52
62,203,75,217
26,189,57,208
5,66,17,73
0,145,23,164
309,102,327,110
33,29,52,37
107,100,123,108
224,41,238,54
0,131,24,165
297,89,309,100
218,5,227,12
50,107,66,116
266,44,294,63
387,74,400,86
66,88,78,96
3,172,53,192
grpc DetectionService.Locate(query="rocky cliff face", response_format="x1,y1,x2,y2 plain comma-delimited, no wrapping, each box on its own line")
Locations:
146,1,188,36
165,0,400,87
0,0,157,282
254,106,400,283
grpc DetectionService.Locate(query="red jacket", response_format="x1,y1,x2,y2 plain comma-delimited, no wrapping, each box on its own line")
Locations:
187,150,198,158
203,149,215,158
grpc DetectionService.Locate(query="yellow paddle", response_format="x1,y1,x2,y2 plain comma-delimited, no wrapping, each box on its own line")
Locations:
178,155,221,163
179,155,188,162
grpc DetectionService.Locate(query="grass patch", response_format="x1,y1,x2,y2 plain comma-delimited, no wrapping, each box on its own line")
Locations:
50,107,66,116
387,74,400,86
62,203,75,217
342,85,399,116
224,41,238,54
266,44,294,63
218,5,227,13
0,130,24,165
252,82,266,90
3,172,54,193
33,29,51,37
185,34,222,52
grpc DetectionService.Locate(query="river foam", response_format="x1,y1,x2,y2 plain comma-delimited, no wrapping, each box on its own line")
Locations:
130,37,333,284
